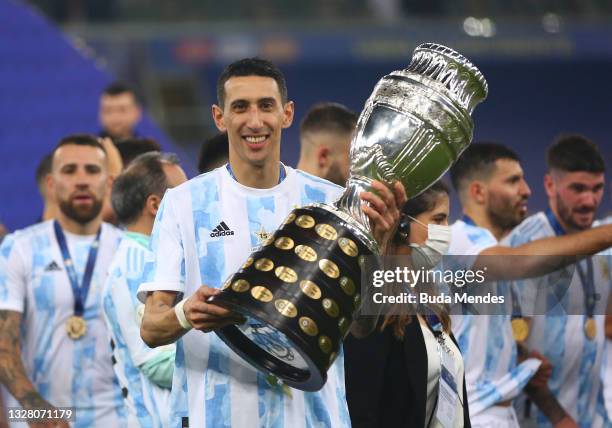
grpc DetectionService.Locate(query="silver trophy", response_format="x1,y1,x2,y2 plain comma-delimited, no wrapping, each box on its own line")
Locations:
210,43,488,391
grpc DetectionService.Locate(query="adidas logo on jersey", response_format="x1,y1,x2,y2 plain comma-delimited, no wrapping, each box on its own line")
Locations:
210,221,234,237
44,261,62,272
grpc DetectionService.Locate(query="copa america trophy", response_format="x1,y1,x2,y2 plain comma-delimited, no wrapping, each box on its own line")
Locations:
210,43,488,391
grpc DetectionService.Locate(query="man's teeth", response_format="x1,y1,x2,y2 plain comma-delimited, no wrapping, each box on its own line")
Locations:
245,136,266,143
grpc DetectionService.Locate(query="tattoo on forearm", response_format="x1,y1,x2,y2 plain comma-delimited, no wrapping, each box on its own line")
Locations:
525,383,569,424
0,311,45,407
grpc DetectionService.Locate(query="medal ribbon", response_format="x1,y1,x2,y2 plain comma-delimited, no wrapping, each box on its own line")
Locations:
226,162,286,184
53,220,101,317
545,209,596,318
576,258,596,319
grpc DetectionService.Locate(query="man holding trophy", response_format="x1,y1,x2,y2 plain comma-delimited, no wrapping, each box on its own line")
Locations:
138,44,487,427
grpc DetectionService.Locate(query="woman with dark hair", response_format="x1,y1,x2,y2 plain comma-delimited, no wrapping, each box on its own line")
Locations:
344,181,471,428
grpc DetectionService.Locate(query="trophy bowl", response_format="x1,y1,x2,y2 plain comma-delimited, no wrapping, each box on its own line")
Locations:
209,43,488,391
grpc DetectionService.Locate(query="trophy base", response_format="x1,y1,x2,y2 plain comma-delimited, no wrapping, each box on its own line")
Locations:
209,205,372,391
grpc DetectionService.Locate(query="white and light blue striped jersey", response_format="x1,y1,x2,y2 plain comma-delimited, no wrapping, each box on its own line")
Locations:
138,165,351,428
102,233,173,428
506,211,612,428
0,220,127,427
449,219,541,418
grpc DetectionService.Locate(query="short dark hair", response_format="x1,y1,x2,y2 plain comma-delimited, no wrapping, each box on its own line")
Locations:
547,134,605,174
198,132,229,173
450,142,520,192
53,134,106,163
115,138,162,167
300,102,357,136
216,58,288,107
35,152,53,192
111,152,180,225
102,81,138,101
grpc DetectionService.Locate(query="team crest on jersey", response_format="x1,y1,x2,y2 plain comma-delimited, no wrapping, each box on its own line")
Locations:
209,221,235,238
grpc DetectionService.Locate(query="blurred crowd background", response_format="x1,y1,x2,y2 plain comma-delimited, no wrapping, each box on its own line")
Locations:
0,0,610,232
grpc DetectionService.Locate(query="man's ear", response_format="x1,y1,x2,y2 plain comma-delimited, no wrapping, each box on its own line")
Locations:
317,146,330,168
46,174,55,200
543,173,555,199
469,181,487,205
145,194,162,217
281,101,295,128
212,105,226,132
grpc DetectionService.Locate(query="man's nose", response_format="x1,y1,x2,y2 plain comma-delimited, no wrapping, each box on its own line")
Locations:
246,107,264,129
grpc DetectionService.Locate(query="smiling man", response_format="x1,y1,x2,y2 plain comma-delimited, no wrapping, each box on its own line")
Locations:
138,57,405,428
0,135,126,427
506,135,611,427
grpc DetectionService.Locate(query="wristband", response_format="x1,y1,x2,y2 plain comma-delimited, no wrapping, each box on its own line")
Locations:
174,299,192,330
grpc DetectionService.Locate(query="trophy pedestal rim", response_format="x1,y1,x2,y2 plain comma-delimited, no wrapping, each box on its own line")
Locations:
211,296,326,392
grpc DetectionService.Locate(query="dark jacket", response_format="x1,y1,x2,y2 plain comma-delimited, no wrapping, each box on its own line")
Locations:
344,318,471,428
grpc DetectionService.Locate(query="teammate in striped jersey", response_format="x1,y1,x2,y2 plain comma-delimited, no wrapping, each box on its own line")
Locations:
102,152,187,427
447,142,612,427
137,58,406,428
505,135,610,427
0,135,126,427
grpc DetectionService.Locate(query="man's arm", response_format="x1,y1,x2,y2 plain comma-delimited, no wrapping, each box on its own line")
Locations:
517,343,578,428
476,224,612,280
0,311,46,409
141,287,244,348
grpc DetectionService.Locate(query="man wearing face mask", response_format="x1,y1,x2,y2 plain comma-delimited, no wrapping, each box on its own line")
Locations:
345,181,474,428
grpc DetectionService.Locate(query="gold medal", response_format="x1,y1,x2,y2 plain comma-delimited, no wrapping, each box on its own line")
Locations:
585,317,597,340
275,266,298,283
242,257,254,269
66,315,87,340
511,318,530,342
315,224,338,241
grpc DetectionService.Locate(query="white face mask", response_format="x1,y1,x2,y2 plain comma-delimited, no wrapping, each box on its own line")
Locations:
407,217,452,270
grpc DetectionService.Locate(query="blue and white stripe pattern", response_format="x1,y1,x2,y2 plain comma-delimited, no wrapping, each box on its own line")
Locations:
449,220,541,418
139,165,351,428
506,212,612,428
0,220,127,427
102,234,173,427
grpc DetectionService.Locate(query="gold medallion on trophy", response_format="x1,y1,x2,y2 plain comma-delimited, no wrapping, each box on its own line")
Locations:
585,317,597,340
299,280,322,300
338,238,358,257
319,259,340,278
511,318,529,342
274,237,294,251
231,279,251,293
275,266,298,283
274,299,298,318
299,317,319,336
315,224,338,241
66,315,87,340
